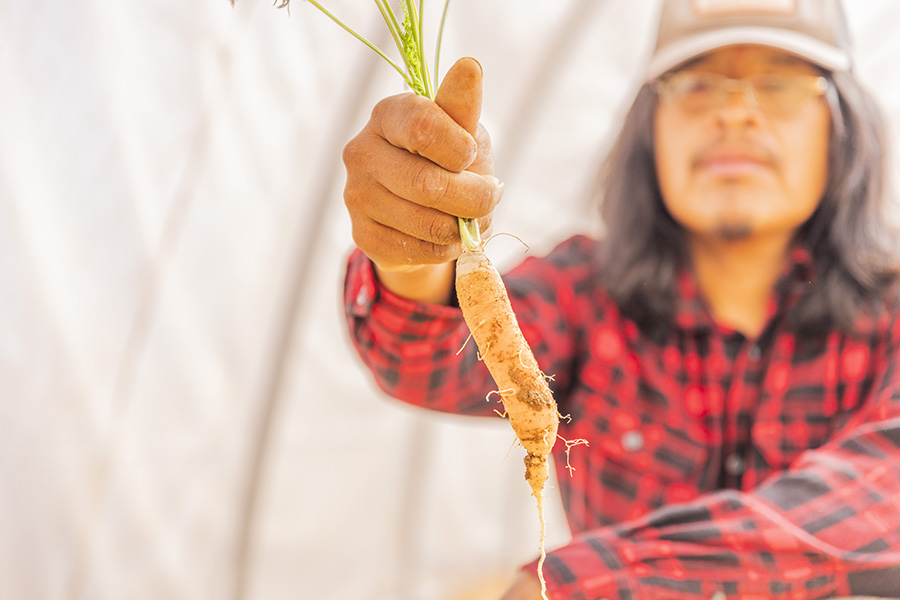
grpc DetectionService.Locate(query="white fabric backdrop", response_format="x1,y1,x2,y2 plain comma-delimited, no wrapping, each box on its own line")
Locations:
1,1,898,599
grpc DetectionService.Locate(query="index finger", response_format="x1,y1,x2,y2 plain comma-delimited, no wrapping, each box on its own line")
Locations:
370,93,478,173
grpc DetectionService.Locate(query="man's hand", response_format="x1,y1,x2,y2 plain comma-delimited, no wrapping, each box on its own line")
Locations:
499,571,544,600
342,57,502,303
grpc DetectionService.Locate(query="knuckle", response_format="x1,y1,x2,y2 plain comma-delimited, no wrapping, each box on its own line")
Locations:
411,165,449,204
370,95,397,126
350,219,374,254
342,182,366,213
341,138,358,168
426,215,458,245
341,135,366,171
407,108,439,153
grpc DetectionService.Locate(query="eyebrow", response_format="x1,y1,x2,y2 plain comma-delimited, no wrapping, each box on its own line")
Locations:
677,55,706,71
768,53,808,67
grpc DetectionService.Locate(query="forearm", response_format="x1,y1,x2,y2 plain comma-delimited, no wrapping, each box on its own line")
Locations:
344,236,588,417
534,412,900,598
345,248,499,416
537,493,894,598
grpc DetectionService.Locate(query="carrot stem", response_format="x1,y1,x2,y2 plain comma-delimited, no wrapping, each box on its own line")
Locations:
305,0,413,89
434,0,451,84
459,217,481,250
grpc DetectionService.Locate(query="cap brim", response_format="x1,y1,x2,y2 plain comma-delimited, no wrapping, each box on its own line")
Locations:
646,27,852,80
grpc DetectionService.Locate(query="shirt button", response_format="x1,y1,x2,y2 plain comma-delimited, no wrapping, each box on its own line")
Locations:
748,344,762,361
356,286,370,307
724,453,745,476
621,430,645,452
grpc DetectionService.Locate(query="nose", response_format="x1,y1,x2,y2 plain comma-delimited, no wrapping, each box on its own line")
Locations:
722,78,759,109
715,79,762,125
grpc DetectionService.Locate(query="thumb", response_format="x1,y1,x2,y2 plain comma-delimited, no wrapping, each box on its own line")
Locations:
434,57,482,136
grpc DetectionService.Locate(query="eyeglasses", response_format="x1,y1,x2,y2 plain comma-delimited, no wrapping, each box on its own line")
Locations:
653,71,830,113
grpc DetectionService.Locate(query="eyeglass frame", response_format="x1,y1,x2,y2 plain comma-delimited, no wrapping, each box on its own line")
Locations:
652,70,831,113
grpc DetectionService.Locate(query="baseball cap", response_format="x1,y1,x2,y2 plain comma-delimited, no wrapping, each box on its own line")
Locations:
646,0,853,80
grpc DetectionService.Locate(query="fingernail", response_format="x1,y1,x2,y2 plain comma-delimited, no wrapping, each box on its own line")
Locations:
464,56,483,76
488,176,505,201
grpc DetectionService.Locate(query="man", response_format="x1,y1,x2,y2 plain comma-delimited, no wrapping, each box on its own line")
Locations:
342,0,900,598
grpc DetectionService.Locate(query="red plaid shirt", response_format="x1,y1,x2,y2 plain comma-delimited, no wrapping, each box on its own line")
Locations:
344,235,900,599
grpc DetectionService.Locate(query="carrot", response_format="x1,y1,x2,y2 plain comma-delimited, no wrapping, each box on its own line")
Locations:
456,247,559,595
456,247,559,494
434,36,559,600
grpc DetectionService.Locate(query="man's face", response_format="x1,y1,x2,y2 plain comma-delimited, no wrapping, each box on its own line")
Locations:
653,45,831,243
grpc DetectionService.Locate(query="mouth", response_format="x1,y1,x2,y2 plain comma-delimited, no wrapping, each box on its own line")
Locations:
693,145,775,177
699,156,770,176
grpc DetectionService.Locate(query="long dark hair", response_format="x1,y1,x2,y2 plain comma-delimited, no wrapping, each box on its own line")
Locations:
595,71,900,340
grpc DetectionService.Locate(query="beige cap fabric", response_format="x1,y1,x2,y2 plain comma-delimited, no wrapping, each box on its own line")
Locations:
647,0,853,80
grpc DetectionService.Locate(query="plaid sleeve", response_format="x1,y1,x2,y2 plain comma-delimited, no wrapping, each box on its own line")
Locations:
343,237,590,417
344,248,500,416
533,317,900,599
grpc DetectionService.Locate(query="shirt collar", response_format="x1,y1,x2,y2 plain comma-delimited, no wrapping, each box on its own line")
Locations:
674,243,815,334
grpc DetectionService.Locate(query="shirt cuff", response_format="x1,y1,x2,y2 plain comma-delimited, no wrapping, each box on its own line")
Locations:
344,248,466,336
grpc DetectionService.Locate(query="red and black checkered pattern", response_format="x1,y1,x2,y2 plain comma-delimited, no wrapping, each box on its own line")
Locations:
344,235,900,599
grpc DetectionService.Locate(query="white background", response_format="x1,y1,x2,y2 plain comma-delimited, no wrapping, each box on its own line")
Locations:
1,1,899,599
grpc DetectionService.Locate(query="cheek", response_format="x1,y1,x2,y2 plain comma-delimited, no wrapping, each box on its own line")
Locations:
780,108,831,216
653,108,689,204
654,106,708,231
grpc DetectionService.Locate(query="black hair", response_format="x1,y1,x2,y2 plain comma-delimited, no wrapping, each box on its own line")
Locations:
595,71,899,339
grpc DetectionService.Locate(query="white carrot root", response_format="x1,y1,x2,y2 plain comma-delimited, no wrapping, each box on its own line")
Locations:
560,436,590,475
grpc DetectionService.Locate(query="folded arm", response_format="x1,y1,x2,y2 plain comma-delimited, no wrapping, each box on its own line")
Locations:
532,323,900,599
